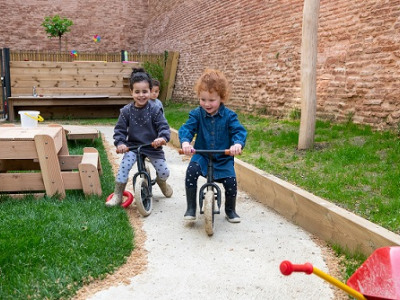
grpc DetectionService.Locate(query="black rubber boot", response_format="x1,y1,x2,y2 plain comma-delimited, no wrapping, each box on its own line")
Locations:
184,187,197,220
225,195,241,223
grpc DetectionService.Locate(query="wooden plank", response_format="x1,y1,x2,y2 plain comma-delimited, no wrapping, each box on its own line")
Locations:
63,125,99,141
53,125,65,154
9,61,135,99
83,147,102,174
0,126,61,140
0,159,40,171
67,133,99,140
234,158,400,256
62,172,83,189
0,173,45,192
12,79,126,89
47,124,69,155
81,152,98,166
78,148,102,196
12,106,123,120
78,163,102,195
12,74,128,81
10,61,138,69
10,87,129,96
11,66,134,74
6,193,45,199
0,140,38,159
34,134,66,198
8,97,130,106
164,52,179,101
58,155,84,170
0,169,94,192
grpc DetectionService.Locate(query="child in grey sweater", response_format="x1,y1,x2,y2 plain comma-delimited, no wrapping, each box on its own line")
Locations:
106,68,173,206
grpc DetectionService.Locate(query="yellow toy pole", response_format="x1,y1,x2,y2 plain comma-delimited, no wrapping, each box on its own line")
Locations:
280,260,367,300
312,267,367,300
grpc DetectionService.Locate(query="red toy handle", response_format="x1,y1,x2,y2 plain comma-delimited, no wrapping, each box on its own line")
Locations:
280,261,314,275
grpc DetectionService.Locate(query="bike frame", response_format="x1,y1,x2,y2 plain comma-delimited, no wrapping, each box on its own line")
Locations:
128,144,155,194
196,150,228,215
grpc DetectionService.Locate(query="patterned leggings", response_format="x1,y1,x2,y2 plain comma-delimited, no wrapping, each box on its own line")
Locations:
185,161,237,197
116,151,170,183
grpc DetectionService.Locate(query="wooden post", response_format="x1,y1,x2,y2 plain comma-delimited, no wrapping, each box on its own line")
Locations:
298,0,320,150
35,134,66,198
78,147,102,196
160,51,179,102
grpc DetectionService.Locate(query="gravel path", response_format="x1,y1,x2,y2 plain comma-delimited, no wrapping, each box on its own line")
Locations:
78,126,336,300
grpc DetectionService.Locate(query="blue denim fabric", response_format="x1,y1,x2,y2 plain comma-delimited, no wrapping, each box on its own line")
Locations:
178,104,247,179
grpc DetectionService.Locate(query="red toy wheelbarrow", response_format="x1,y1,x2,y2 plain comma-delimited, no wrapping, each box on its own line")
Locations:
280,246,400,300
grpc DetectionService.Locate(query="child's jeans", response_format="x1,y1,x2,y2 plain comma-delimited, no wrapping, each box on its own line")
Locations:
116,151,170,183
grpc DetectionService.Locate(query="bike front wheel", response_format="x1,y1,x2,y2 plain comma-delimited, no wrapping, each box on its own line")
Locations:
134,176,153,217
204,190,215,236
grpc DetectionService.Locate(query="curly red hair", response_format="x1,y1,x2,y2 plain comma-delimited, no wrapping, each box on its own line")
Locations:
194,68,231,102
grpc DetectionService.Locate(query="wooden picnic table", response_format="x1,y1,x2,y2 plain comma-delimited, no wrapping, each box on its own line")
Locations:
0,124,102,198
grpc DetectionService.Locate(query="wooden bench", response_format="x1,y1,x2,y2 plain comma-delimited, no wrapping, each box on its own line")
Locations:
62,125,100,141
7,95,132,122
8,61,138,121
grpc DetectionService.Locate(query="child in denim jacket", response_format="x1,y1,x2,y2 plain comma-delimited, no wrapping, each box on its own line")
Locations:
178,68,247,222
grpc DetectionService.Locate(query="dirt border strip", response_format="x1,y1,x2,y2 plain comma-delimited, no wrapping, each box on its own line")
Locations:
170,129,400,256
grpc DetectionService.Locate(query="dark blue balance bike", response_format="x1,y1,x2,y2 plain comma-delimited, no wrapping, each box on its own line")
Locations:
129,142,163,216
179,148,231,236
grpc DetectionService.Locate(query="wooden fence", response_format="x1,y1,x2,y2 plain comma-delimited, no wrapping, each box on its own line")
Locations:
10,50,165,64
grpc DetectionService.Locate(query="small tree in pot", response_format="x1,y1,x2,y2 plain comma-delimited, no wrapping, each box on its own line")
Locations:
41,15,73,52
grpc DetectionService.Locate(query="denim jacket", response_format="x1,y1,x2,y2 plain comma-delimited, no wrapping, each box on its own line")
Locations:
178,104,247,179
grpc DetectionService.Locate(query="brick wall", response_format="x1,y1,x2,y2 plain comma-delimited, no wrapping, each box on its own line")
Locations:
1,0,400,129
142,0,400,129
0,0,148,52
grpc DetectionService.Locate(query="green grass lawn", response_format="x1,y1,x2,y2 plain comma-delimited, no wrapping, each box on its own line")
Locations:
0,138,133,299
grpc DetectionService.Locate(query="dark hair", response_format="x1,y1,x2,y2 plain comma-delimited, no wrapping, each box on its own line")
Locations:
152,79,160,88
129,68,152,90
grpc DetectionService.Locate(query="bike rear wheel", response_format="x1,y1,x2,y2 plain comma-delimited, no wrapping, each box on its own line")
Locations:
204,190,215,236
134,176,153,216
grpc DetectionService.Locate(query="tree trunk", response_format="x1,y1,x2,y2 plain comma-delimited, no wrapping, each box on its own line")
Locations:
298,0,320,150
58,36,62,53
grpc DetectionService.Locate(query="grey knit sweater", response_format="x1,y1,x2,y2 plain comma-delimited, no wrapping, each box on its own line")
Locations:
113,101,170,159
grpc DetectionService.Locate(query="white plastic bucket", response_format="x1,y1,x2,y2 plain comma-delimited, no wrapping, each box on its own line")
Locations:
18,110,44,128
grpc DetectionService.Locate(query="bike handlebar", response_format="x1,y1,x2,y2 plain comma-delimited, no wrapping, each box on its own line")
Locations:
178,149,231,155
116,140,166,154
279,261,314,275
128,143,154,151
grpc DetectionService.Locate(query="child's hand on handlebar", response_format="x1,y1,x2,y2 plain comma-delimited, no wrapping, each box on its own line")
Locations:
116,144,129,154
229,144,242,156
181,142,194,155
152,137,166,148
